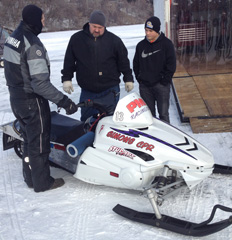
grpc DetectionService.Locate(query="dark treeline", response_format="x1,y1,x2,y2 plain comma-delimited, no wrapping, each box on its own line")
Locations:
0,0,153,32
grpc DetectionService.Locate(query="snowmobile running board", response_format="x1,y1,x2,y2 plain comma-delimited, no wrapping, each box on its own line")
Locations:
113,204,232,237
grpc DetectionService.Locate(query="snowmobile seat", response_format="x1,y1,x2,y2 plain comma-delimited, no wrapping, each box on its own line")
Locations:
50,111,85,146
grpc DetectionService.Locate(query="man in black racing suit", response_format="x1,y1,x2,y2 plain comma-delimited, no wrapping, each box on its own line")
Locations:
3,5,77,192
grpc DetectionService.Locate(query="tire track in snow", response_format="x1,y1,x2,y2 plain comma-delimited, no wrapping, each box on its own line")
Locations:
0,113,24,239
185,180,208,222
64,181,103,240
156,173,232,240
165,176,232,239
63,175,232,240
0,136,24,240
63,182,131,240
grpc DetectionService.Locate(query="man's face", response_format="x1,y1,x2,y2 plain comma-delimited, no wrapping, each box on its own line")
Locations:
41,14,45,27
145,28,159,42
89,23,105,38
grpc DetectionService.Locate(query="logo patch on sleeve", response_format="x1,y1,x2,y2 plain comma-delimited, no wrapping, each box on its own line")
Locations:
36,50,42,56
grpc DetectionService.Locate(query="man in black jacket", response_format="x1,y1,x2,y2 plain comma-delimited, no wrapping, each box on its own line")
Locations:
133,16,176,123
3,5,77,192
61,10,134,121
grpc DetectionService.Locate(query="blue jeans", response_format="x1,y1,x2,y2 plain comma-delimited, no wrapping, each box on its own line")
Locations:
80,85,120,122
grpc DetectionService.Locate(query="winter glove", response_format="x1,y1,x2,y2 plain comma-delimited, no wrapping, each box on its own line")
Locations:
125,82,134,92
57,95,77,115
63,81,74,94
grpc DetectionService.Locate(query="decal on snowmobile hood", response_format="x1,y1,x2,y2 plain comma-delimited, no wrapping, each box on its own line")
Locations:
108,146,136,159
113,92,153,127
111,128,197,160
106,131,135,144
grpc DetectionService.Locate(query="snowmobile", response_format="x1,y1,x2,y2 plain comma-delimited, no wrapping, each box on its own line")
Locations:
1,91,232,237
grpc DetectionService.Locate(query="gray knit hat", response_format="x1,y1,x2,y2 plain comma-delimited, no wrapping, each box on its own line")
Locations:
89,10,106,27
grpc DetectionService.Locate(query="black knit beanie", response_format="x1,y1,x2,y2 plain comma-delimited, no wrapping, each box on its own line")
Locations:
22,5,43,35
145,16,161,33
89,10,106,27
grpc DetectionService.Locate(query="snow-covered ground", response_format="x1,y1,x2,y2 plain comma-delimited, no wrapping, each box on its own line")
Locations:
0,24,232,240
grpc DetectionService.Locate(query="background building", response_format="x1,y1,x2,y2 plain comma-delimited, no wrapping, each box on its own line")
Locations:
155,0,232,133
172,0,232,75
155,0,232,75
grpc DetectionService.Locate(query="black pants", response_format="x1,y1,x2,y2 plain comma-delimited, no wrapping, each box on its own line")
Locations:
139,83,170,123
10,96,54,192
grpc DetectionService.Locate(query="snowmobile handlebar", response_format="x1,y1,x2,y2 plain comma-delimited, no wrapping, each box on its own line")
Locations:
76,100,93,108
76,91,117,116
77,100,107,115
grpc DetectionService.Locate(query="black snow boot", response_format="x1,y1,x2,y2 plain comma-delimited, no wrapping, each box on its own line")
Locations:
49,178,65,190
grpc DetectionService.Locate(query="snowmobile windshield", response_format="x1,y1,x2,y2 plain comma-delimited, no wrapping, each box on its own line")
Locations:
113,92,153,128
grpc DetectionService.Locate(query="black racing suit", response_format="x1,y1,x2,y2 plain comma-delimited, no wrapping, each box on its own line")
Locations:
4,21,65,192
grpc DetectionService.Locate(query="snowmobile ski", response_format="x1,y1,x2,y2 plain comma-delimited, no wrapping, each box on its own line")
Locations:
213,164,232,175
113,204,232,237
